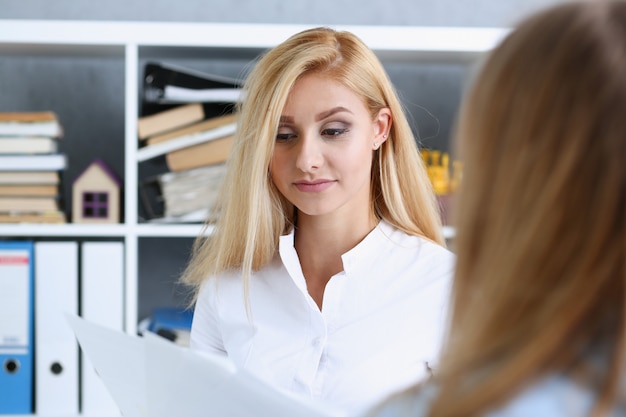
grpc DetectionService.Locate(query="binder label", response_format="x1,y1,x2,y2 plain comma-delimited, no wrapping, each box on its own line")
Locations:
0,248,30,350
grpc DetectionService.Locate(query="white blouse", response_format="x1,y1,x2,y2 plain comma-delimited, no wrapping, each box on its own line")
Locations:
190,221,455,416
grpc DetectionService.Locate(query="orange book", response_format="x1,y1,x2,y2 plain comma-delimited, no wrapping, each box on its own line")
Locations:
0,111,63,137
0,171,60,185
0,196,59,212
0,111,57,123
146,113,237,146
165,135,234,172
0,184,58,197
137,103,204,140
0,211,66,224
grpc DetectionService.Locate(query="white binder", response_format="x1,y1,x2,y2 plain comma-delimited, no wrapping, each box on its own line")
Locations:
80,241,124,416
34,241,79,415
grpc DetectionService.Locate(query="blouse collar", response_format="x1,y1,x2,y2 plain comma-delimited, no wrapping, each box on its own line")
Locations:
278,220,394,284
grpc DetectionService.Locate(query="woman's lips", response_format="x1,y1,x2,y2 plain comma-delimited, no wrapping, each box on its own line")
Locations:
294,179,335,192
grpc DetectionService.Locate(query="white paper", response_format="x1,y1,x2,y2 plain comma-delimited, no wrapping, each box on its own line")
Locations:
162,86,243,103
66,314,344,417
66,314,146,417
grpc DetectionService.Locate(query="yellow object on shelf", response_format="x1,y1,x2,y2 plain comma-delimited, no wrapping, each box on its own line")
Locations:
421,148,462,196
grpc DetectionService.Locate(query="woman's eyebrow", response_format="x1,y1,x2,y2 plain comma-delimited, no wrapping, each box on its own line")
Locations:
315,106,352,121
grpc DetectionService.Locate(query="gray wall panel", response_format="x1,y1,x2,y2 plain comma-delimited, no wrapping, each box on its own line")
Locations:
0,0,567,320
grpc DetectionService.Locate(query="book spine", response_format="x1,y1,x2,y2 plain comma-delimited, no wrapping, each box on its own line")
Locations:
137,123,236,162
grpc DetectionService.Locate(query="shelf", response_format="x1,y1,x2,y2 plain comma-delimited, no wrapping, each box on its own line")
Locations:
138,224,452,239
136,223,213,237
0,224,128,237
0,223,213,238
0,222,453,240
0,20,507,60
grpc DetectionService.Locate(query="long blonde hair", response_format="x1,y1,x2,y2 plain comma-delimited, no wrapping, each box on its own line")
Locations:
425,1,626,416
181,27,443,299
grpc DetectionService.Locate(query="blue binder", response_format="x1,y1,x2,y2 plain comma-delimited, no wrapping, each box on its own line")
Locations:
0,241,34,414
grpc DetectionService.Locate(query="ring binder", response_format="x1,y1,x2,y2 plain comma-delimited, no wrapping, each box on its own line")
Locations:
0,241,34,414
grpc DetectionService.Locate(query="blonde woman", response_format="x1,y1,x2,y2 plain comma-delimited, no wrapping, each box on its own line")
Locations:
181,27,455,415
369,1,626,416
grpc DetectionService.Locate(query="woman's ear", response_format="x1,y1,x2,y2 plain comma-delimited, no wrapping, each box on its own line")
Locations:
373,108,392,150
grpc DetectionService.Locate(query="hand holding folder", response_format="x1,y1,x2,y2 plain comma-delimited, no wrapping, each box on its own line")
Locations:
67,314,344,417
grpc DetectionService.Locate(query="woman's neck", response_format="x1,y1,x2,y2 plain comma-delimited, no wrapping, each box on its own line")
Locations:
293,209,378,310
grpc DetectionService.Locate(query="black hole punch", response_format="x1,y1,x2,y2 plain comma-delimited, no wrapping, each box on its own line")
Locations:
51,362,63,375
4,359,19,374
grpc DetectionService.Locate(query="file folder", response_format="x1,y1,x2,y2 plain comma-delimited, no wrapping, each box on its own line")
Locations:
80,241,124,416
141,61,243,117
143,61,243,104
0,240,34,414
34,241,79,416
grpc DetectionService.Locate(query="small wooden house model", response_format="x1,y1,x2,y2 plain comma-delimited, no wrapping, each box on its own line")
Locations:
72,159,122,224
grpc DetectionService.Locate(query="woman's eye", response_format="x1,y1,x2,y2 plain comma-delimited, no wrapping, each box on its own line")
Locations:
322,128,348,137
276,132,296,142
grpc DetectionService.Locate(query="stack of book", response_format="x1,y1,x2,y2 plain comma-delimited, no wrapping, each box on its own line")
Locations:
137,103,237,172
137,104,235,223
137,63,243,223
0,112,67,223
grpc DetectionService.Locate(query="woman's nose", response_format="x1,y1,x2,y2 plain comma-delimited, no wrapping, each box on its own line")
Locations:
295,133,323,172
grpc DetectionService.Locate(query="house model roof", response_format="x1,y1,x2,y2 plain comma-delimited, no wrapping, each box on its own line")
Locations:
73,158,122,187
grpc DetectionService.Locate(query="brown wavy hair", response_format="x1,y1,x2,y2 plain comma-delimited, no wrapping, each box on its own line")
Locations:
426,1,626,416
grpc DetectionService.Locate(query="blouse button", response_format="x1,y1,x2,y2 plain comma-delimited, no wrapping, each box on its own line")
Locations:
312,337,323,348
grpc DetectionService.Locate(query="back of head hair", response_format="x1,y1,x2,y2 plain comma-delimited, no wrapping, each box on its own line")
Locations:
430,1,626,416
181,27,444,298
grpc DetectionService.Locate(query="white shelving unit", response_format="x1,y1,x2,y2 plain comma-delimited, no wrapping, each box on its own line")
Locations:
0,23,503,408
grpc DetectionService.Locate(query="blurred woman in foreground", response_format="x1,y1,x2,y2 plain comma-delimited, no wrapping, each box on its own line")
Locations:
369,1,626,416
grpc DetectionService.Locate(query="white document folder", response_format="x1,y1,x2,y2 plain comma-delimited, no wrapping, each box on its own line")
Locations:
34,241,79,416
80,241,124,415
66,314,344,417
